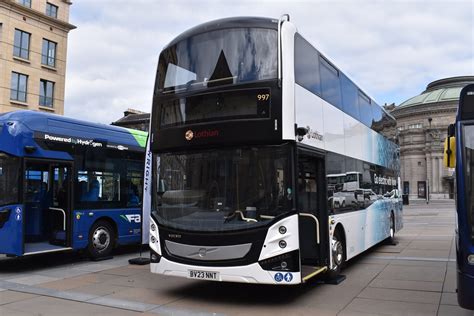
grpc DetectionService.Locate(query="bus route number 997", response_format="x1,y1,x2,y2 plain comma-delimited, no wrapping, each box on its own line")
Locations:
257,93,270,101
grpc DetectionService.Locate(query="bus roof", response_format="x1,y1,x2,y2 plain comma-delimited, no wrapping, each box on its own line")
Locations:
164,17,278,50
0,111,148,156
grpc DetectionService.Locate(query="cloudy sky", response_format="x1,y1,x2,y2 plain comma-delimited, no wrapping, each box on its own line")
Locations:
65,0,474,124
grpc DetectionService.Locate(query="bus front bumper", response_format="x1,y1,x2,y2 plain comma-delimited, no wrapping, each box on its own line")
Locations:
151,258,301,285
457,270,474,310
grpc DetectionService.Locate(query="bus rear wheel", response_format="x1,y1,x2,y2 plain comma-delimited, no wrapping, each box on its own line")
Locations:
87,220,115,258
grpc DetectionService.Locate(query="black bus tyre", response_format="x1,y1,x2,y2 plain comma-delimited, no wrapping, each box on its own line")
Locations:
327,229,345,279
388,212,396,244
87,220,115,258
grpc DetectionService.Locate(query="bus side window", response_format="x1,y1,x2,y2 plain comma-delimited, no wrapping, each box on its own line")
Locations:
126,162,144,207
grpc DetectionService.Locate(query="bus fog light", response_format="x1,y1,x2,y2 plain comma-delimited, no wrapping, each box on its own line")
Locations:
468,255,474,265
150,249,161,263
151,236,156,243
279,226,287,234
279,240,287,248
258,250,299,271
151,223,156,231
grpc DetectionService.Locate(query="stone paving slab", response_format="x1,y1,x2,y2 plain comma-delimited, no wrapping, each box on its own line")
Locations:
148,305,226,316
0,291,38,305
407,240,453,250
65,282,132,297
103,287,187,306
38,277,93,291
0,306,35,316
443,268,457,293
438,304,474,316
32,267,92,279
340,297,438,315
5,275,60,286
376,264,446,282
3,296,143,316
357,287,441,304
73,263,119,273
441,292,459,306
86,296,157,312
369,277,444,292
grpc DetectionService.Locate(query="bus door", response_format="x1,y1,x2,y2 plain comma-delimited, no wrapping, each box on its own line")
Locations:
0,154,22,256
297,150,328,271
23,159,72,254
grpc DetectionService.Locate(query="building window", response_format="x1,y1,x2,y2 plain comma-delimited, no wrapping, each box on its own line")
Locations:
13,29,30,60
42,39,57,67
408,123,423,129
397,126,405,131
18,0,31,8
10,72,28,102
39,79,54,107
45,2,58,18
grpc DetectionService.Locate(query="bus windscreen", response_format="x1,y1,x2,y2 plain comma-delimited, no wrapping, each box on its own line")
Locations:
156,28,277,94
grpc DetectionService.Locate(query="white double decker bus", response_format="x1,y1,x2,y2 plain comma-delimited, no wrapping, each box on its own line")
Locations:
146,15,403,285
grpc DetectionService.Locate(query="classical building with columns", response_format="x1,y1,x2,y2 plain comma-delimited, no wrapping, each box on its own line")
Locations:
389,76,474,200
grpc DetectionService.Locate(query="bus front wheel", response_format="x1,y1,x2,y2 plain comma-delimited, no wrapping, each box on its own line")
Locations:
387,212,396,244
87,220,115,258
327,229,345,279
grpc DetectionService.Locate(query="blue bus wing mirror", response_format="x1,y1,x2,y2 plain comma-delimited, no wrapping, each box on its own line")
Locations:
444,123,456,168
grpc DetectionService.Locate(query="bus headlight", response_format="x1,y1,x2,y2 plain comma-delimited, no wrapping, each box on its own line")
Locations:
258,250,299,272
149,218,162,255
279,226,287,234
468,255,474,265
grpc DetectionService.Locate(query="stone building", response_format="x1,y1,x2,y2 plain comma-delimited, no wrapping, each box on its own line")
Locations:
390,76,474,200
0,0,75,115
112,108,150,132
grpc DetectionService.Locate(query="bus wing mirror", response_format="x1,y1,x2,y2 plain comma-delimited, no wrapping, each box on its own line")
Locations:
447,123,455,137
443,134,456,168
158,180,167,194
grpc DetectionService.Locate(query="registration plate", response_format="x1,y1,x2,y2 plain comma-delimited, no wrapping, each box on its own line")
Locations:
188,270,219,281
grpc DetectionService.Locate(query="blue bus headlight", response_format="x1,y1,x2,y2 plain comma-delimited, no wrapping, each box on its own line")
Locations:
468,255,474,265
258,250,299,272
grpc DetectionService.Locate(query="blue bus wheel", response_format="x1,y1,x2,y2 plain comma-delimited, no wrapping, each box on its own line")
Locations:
87,220,115,258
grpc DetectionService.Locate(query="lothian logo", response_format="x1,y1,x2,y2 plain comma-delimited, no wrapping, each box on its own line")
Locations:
185,129,219,141
185,130,194,141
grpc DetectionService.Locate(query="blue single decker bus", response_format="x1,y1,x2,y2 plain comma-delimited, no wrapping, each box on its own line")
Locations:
445,84,474,309
0,110,147,258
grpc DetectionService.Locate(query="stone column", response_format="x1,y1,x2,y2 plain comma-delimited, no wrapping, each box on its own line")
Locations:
438,155,444,197
426,152,432,199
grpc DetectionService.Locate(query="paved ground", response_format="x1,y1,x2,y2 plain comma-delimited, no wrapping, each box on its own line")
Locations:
0,200,472,315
